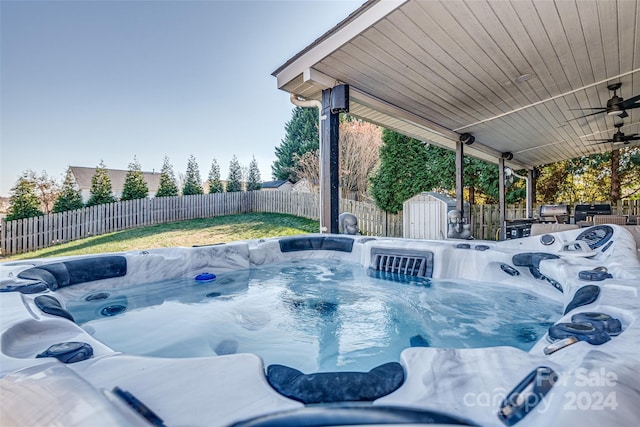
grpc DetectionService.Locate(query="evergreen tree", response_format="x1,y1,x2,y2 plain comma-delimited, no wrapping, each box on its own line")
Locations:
6,175,44,220
53,169,84,212
86,161,116,206
370,130,434,213
207,158,224,194
121,156,149,201
246,156,262,191
226,155,243,192
182,155,203,195
418,144,525,204
156,156,179,197
272,106,318,182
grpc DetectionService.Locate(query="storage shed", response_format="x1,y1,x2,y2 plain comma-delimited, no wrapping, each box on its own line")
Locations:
403,192,470,240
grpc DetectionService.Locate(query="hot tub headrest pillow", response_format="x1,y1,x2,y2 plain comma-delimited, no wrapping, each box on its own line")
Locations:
18,256,127,290
266,362,404,404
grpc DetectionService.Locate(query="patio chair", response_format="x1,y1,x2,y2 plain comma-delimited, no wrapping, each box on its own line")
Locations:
530,223,579,236
593,215,627,225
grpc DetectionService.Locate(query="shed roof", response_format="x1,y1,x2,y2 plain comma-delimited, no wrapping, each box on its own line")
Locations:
274,0,640,169
261,180,291,189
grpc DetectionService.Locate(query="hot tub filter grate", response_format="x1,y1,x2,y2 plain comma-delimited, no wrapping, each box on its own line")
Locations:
370,249,434,278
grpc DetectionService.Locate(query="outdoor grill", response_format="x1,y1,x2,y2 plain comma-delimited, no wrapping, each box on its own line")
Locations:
574,204,612,223
538,205,571,223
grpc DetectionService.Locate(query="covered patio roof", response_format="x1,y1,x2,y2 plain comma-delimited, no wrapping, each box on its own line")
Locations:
273,0,640,170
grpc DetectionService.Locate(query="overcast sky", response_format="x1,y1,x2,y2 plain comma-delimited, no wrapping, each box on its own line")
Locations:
0,0,364,196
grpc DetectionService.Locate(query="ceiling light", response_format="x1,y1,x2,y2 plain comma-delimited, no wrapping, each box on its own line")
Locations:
515,74,531,84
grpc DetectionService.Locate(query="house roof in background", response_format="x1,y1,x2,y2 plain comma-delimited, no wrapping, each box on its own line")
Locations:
69,166,162,191
261,179,291,189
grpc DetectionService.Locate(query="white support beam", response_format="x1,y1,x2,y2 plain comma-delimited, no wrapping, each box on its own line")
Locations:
303,68,335,89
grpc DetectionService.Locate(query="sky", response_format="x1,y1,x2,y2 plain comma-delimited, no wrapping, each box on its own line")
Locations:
0,0,364,196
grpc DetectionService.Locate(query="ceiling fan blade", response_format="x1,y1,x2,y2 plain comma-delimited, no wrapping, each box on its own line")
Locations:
587,139,613,145
567,110,608,122
617,111,629,119
568,107,607,111
620,94,640,108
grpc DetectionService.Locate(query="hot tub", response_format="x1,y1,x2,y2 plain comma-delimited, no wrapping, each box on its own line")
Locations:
1,225,639,426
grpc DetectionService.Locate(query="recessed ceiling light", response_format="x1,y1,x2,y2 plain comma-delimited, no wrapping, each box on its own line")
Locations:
515,74,531,84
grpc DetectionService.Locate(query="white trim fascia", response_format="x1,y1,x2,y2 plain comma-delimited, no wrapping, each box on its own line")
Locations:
275,0,407,89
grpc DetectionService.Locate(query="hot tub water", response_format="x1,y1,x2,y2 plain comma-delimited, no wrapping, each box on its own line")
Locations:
64,259,562,372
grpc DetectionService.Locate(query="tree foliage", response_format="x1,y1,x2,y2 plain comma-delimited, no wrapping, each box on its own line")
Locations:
53,169,84,213
614,146,640,200
369,129,531,213
370,130,434,213
121,157,149,201
22,170,61,214
86,161,116,206
272,106,319,182
182,155,203,196
246,156,262,191
207,158,224,194
535,146,640,203
6,175,44,220
156,156,179,197
226,155,243,192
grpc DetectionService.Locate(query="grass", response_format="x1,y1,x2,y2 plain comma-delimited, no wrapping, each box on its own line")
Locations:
2,213,320,262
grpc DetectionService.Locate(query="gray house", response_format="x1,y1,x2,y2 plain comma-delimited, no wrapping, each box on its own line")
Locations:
68,166,161,203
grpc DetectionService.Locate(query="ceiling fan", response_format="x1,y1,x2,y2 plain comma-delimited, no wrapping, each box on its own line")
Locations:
589,122,640,145
570,83,640,121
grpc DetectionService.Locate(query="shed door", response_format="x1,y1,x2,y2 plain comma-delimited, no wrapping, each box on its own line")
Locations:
409,201,443,239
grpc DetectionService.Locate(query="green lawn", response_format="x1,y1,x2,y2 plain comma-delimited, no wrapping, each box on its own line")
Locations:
2,213,319,261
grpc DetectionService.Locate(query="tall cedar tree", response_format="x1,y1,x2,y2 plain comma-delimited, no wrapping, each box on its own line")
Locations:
207,158,224,193
246,156,262,191
156,156,179,197
182,155,204,195
6,175,44,220
420,144,525,204
272,106,318,182
226,155,243,192
86,161,116,206
121,157,149,201
370,130,433,213
53,170,84,212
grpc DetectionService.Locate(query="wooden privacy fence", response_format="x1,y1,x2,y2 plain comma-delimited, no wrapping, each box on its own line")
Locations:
0,192,403,256
2,192,637,256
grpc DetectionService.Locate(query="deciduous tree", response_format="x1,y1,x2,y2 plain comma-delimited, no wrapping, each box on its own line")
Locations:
20,170,61,214
293,120,382,200
612,146,640,201
339,120,382,200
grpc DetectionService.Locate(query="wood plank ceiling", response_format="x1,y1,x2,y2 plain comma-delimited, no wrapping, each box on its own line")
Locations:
273,0,640,170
